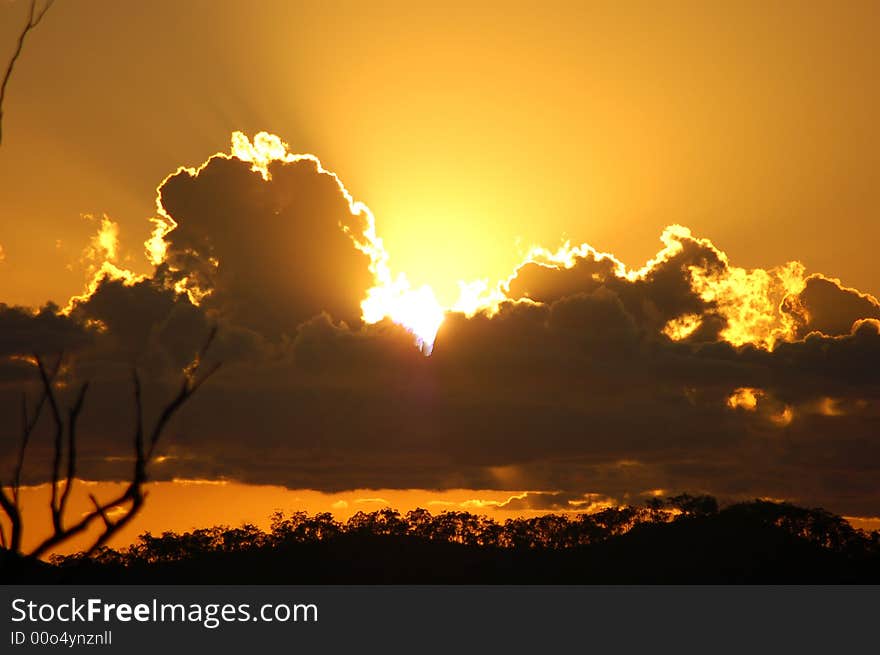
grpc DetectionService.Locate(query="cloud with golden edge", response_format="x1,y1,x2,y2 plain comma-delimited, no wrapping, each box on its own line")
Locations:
112,131,878,359
5,130,880,518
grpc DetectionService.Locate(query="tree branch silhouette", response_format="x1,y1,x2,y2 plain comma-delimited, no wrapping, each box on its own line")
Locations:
0,0,54,146
0,328,219,560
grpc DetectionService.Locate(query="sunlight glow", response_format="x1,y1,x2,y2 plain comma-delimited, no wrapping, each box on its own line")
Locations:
662,313,703,340
224,131,512,354
130,132,832,356
727,387,762,411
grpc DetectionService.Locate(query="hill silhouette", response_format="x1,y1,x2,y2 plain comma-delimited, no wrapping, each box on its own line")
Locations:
3,495,879,583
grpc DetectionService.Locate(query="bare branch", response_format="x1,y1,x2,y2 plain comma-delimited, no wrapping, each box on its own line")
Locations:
28,485,135,559
0,487,18,551
0,0,55,146
16,393,26,498
85,490,148,556
35,354,65,535
24,327,219,560
57,382,89,523
0,354,58,553
145,363,219,461
3,328,218,559
88,493,113,530
12,361,54,505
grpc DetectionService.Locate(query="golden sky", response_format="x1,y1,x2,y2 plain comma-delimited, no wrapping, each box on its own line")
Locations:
9,480,880,557
1,0,878,307
2,1,880,556
9,481,623,556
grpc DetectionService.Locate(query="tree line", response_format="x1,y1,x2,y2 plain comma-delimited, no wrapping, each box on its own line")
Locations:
49,494,880,568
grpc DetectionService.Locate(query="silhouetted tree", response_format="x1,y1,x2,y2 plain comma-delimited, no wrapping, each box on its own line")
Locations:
724,500,864,554
0,329,219,560
404,508,434,539
43,497,880,584
347,509,408,537
667,494,719,519
589,506,642,536
645,496,671,524
271,510,341,543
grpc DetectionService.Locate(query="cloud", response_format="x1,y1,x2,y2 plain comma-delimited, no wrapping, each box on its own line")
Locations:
156,152,375,337
784,274,880,338
81,215,120,268
505,226,720,337
482,491,612,512
2,133,880,517
0,303,91,359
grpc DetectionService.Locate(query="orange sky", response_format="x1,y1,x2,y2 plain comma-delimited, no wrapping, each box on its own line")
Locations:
1,0,878,308
2,1,880,557
5,480,879,558
3,481,617,556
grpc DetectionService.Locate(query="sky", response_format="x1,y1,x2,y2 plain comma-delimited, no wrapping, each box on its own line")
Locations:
1,0,878,307
1,0,880,553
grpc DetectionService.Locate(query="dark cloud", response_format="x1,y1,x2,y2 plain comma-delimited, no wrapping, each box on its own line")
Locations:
506,230,724,338
784,274,880,339
158,155,374,337
0,303,93,386
67,272,270,372
51,292,870,513
547,288,640,350
492,491,607,512
0,302,91,359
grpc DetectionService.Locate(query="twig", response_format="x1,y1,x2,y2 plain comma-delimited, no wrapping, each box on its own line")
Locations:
24,327,219,560
0,0,55,146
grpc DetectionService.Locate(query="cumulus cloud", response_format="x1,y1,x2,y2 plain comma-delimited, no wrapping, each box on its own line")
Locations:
157,151,374,337
2,133,880,517
784,275,880,338
505,227,720,337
